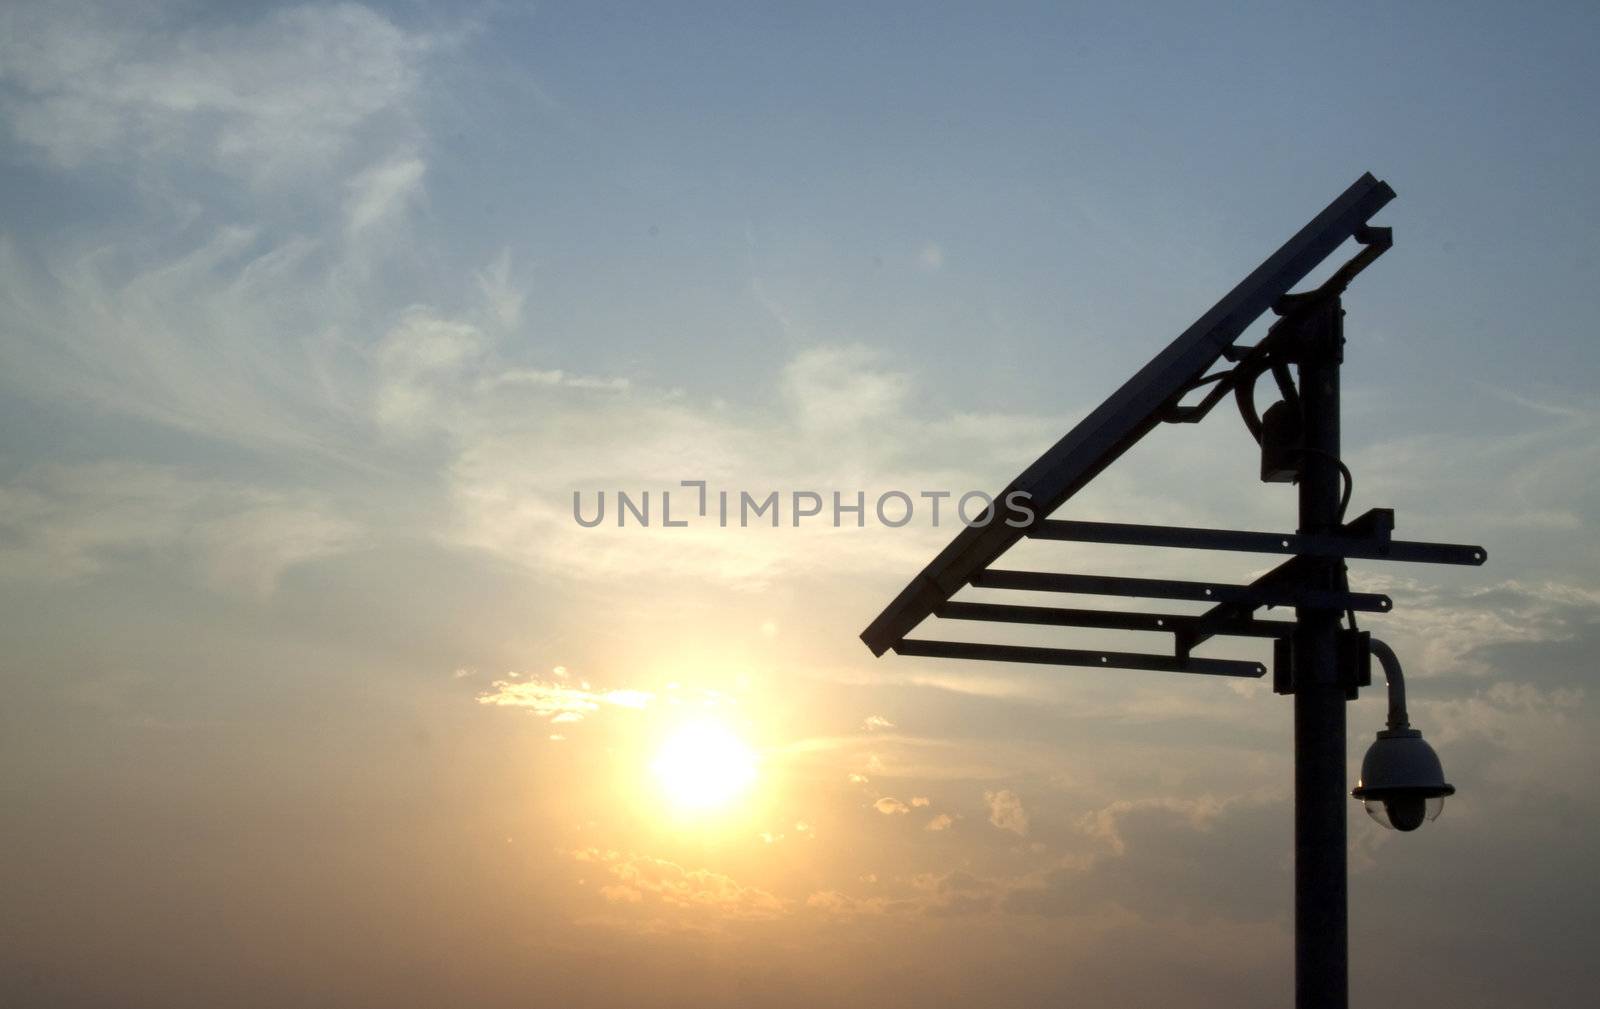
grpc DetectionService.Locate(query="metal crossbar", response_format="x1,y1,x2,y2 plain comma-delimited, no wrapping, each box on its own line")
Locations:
971,569,1393,613
893,638,1267,677
1026,518,1485,566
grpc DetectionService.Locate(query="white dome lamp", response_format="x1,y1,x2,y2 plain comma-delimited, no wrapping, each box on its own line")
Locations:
1351,638,1454,832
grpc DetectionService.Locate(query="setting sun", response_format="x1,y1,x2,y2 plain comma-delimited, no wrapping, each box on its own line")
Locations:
650,720,758,813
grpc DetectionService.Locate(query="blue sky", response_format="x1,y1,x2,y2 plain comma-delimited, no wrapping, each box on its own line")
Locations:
1,2,1597,1007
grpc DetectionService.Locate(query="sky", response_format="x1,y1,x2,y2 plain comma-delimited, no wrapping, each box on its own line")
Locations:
1,2,1597,1006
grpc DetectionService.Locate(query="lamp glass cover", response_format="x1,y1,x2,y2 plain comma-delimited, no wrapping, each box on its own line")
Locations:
1362,794,1446,831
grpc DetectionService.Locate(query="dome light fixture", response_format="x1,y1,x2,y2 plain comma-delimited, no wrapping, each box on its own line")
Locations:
1351,639,1454,831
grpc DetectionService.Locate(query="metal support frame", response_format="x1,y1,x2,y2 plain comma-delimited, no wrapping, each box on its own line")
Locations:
892,515,1477,678
856,176,1488,1009
876,264,1488,682
860,175,1400,658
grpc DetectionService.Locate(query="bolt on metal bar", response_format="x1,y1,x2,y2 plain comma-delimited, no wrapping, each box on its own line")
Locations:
973,569,1392,613
893,638,1266,677
935,600,1293,638
1026,518,1485,566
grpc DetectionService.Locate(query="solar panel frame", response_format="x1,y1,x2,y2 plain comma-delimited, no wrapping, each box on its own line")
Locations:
861,173,1396,656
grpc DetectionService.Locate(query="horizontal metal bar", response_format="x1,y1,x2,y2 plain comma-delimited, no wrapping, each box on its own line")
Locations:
976,569,1237,601
937,600,1168,633
1353,539,1486,565
894,638,1266,678
935,600,1293,639
1027,519,1486,565
973,569,1392,612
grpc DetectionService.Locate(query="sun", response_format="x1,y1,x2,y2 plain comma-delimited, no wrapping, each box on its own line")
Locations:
650,720,758,813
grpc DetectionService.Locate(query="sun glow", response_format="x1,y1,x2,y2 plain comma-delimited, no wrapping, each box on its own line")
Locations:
651,720,758,813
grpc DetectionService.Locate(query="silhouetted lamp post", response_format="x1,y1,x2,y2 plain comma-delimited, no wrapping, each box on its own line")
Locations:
859,175,1484,1009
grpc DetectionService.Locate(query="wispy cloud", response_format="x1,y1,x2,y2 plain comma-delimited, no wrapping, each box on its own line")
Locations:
476,248,527,331
345,154,426,235
0,2,449,458
373,308,485,434
781,345,910,434
0,1,429,184
477,669,653,723
573,848,786,923
985,789,1029,836
0,461,359,593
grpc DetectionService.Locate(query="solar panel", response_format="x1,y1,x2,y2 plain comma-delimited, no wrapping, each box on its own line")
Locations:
861,174,1397,657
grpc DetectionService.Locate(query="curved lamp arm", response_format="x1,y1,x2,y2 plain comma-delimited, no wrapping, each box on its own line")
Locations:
1367,637,1409,730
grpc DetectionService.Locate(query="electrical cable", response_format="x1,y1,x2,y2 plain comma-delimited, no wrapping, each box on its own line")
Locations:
1294,447,1354,523
1291,445,1360,630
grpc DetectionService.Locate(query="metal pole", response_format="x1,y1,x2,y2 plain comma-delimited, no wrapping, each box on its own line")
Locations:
1293,295,1348,1009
